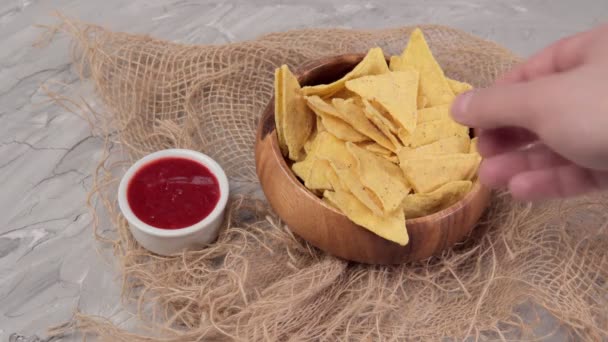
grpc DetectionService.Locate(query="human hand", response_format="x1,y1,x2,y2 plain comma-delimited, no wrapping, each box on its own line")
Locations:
451,24,608,201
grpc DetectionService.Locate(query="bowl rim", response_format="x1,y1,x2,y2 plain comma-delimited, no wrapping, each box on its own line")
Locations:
267,53,485,224
117,148,230,238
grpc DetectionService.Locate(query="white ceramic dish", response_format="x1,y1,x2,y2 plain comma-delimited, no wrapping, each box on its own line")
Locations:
117,149,229,256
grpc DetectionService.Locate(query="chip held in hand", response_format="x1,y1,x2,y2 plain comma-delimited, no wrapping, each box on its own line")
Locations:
273,28,480,246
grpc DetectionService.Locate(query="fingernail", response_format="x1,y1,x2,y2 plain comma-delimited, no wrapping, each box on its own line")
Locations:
451,91,473,124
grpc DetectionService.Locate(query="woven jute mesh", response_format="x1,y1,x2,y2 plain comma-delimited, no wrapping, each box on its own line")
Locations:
45,16,608,341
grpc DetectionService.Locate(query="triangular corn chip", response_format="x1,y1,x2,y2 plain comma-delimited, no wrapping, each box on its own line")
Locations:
276,65,315,160
307,159,334,190
346,71,419,133
346,142,411,213
396,28,454,106
469,137,478,154
398,136,470,160
417,105,450,123
315,134,384,216
361,99,402,151
357,141,393,156
319,114,369,142
306,95,369,143
324,190,408,246
398,119,469,148
400,153,481,193
332,98,395,151
302,47,389,97
274,67,287,155
403,181,472,218
447,78,473,95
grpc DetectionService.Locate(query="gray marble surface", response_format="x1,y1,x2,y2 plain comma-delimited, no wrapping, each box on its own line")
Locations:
1,0,606,340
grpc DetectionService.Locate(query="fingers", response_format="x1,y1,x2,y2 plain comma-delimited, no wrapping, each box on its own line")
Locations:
451,75,562,131
509,165,608,201
479,143,569,188
477,127,537,158
496,27,600,85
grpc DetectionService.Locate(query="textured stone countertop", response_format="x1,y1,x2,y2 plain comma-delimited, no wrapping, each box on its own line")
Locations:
1,1,606,340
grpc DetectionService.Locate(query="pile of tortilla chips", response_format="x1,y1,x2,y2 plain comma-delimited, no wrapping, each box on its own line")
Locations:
273,28,481,246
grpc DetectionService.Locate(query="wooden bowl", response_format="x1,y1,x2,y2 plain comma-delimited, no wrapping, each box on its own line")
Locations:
255,54,491,264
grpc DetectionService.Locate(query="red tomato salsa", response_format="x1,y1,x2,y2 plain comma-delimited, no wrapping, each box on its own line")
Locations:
127,157,220,229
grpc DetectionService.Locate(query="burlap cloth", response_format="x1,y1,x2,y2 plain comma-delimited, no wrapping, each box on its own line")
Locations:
45,16,608,341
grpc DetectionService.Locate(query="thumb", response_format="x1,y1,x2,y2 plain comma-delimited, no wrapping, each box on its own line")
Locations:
450,74,565,132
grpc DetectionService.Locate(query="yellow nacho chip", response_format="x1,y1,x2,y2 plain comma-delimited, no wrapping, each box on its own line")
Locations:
396,28,454,107
307,159,334,190
398,136,471,160
447,78,473,95
292,132,337,191
292,159,313,183
400,153,481,193
361,99,402,151
384,154,399,164
326,167,347,192
274,67,287,155
324,190,408,246
469,137,478,154
357,141,393,156
302,47,389,97
398,119,469,148
417,105,450,123
403,181,472,218
332,88,357,99
276,65,315,160
315,134,384,216
332,98,395,151
305,95,368,142
345,71,419,133
418,94,428,109
292,130,325,184
346,142,411,213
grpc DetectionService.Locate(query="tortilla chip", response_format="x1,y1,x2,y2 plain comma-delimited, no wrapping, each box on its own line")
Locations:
400,153,481,193
399,119,469,148
346,142,411,213
320,114,368,142
403,181,472,218
361,99,402,151
276,65,315,160
388,55,404,71
332,88,357,99
417,105,450,123
292,130,327,183
398,136,471,160
324,190,409,246
357,141,393,156
332,98,395,151
326,167,347,192
292,160,312,183
447,78,473,95
302,47,389,97
306,95,370,142
274,67,288,155
305,95,342,118
469,137,478,154
315,134,384,216
418,94,428,109
346,71,419,133
384,155,399,164
391,57,430,109
316,115,326,133
307,159,334,190
396,28,454,107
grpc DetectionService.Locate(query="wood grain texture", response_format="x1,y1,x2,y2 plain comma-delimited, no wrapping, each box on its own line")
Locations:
255,54,491,264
